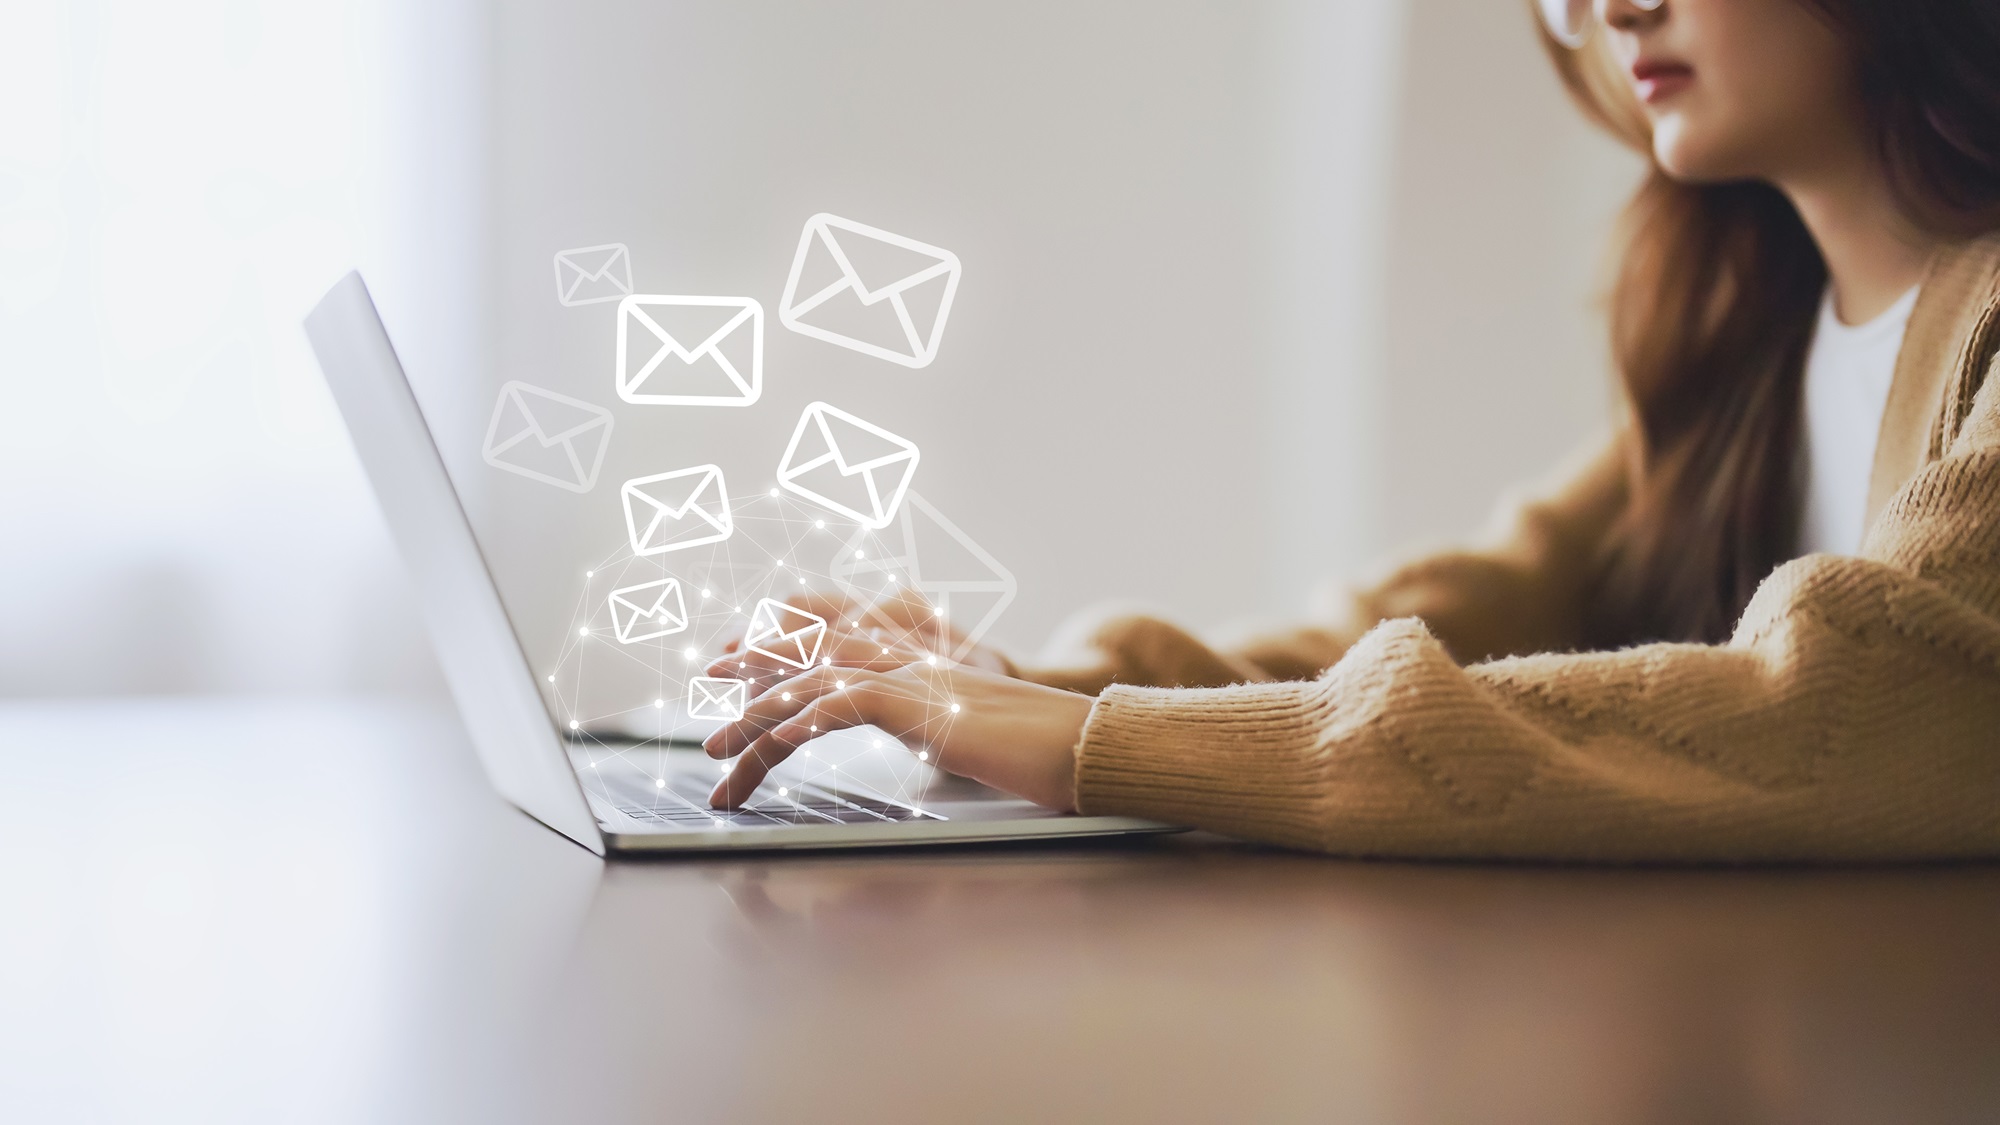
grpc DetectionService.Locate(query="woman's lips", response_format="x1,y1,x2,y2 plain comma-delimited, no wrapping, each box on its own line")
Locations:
1631,60,1694,104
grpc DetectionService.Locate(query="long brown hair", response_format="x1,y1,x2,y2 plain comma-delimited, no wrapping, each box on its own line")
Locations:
1541,1,2000,647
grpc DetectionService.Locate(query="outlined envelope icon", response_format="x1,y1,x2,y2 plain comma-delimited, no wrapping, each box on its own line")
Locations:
830,491,1017,666
775,401,920,530
616,295,763,406
744,597,828,671
621,465,734,556
553,243,633,306
777,213,961,368
608,577,689,644
687,676,750,721
480,381,615,492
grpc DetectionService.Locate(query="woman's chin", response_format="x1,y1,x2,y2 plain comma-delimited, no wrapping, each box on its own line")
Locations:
1650,122,1754,185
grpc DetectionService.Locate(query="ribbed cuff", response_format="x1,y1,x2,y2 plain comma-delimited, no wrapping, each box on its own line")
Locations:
1073,679,1344,849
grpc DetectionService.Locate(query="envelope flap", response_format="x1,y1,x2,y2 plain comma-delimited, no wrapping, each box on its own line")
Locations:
693,677,743,704
626,298,756,358
817,215,956,302
811,404,918,472
509,382,611,443
626,466,722,519
772,609,823,639
559,244,627,280
750,598,823,639
613,579,683,618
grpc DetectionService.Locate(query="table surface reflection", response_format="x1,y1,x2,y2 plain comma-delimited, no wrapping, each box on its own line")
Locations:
3,699,1995,1124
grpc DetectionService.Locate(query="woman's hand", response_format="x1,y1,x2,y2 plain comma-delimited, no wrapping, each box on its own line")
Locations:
700,663,1093,812
704,588,1009,682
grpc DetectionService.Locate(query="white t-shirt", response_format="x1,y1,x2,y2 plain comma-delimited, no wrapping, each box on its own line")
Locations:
1795,284,1919,557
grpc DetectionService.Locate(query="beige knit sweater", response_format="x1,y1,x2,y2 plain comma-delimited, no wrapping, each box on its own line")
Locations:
1021,234,2000,862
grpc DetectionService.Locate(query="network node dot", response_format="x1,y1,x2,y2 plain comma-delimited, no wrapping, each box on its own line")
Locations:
836,681,847,690
809,725,818,733
814,519,825,529
654,699,665,709
803,748,812,757
655,778,665,788
547,674,555,683
781,692,793,702
683,647,697,659
918,751,930,762
950,703,962,713
934,606,944,616
768,487,779,497
568,720,580,730
872,740,883,749
701,589,712,598
777,787,789,797
926,655,938,666
578,626,589,636
586,570,594,578
854,550,865,560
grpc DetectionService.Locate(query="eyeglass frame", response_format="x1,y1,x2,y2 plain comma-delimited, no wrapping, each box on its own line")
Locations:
1537,0,1667,50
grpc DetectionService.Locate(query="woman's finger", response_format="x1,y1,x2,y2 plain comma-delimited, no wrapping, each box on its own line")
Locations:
702,665,849,760
709,626,923,681
710,676,885,808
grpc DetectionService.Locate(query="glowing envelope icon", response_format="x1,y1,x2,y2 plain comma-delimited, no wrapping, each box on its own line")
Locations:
777,213,961,368
744,597,828,671
621,465,733,556
607,577,689,644
775,402,919,530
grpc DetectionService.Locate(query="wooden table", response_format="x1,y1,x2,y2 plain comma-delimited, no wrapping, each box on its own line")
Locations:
4,699,1995,1124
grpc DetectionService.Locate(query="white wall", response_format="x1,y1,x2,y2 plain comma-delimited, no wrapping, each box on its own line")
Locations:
0,0,466,696
0,0,1637,698
464,0,1414,714
1379,0,1639,553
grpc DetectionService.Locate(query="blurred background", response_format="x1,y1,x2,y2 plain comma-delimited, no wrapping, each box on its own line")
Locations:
0,0,1639,700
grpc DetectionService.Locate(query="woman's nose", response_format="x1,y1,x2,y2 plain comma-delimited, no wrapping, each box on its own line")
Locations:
1597,0,1666,34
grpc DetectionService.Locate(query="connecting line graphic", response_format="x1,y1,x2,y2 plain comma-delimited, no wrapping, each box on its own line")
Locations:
541,484,998,822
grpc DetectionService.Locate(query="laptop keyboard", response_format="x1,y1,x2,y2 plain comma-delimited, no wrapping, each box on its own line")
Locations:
601,773,938,829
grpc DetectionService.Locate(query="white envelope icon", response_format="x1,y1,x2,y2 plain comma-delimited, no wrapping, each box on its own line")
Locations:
777,213,961,368
607,577,689,644
831,492,1016,666
687,676,750,721
621,465,734,556
744,597,828,671
479,381,615,493
553,242,634,306
616,294,763,407
775,402,920,530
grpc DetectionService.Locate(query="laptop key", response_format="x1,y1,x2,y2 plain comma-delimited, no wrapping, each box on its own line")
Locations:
606,774,936,827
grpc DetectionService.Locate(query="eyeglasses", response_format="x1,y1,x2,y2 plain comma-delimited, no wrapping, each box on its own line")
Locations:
1537,0,1665,49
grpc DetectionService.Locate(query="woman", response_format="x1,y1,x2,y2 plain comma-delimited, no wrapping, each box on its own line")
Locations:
708,0,2000,861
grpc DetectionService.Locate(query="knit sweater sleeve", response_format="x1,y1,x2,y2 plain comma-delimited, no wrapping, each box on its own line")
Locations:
1071,359,2000,862
1010,428,1632,694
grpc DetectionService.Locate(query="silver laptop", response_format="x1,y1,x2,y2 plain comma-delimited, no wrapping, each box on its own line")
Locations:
303,271,1175,855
